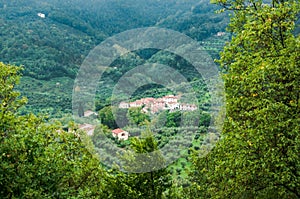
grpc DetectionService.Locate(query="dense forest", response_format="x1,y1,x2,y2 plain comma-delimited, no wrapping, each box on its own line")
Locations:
1,0,300,198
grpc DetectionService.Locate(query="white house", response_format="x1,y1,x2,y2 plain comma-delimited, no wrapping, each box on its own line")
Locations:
167,102,180,110
162,95,178,103
216,32,226,37
119,101,129,108
37,13,46,18
180,104,198,111
112,128,129,140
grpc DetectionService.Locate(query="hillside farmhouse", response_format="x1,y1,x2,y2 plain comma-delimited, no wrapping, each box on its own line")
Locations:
112,128,130,140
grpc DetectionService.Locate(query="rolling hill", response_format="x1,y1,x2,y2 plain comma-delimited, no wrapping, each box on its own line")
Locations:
0,0,229,115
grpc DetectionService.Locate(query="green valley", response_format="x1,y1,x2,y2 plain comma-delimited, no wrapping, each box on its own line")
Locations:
1,0,299,198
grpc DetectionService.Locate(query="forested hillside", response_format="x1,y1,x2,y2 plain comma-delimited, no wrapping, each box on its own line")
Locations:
0,0,226,79
0,0,229,115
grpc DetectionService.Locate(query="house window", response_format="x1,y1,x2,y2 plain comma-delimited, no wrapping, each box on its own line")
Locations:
121,133,125,136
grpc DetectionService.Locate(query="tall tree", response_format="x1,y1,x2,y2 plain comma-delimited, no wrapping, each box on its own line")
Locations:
127,107,150,126
0,62,108,198
191,0,300,198
116,127,172,199
98,106,118,129
78,102,84,117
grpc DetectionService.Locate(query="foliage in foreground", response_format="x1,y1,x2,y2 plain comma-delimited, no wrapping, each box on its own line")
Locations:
190,0,300,198
0,64,174,198
0,63,109,198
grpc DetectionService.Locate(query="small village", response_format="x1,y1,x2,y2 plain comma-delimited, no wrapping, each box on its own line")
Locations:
77,95,198,141
119,94,197,114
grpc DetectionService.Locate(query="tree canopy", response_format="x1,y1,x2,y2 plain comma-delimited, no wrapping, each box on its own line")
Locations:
191,0,300,198
0,62,108,198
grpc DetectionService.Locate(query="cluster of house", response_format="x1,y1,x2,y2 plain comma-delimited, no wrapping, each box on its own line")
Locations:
119,95,197,114
77,95,197,141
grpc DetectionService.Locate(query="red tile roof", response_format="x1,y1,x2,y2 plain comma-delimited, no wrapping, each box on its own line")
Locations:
112,128,125,134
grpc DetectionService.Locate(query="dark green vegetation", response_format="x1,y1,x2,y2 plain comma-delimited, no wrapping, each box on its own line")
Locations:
1,0,300,198
92,105,209,180
189,0,300,198
0,64,187,197
1,0,229,115
0,63,107,198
